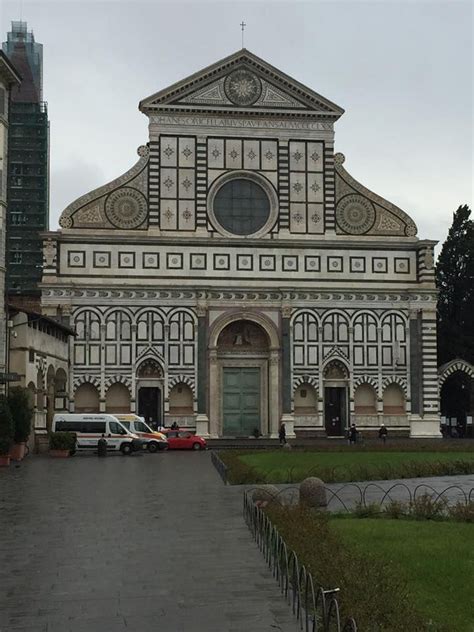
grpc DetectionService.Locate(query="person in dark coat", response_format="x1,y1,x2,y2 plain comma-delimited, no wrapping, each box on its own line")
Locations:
279,423,287,445
348,423,358,445
378,423,388,444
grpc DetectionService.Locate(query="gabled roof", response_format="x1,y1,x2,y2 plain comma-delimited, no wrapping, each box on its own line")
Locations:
139,49,344,120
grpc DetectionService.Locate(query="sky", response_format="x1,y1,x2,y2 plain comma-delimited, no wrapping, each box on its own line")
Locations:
1,0,472,248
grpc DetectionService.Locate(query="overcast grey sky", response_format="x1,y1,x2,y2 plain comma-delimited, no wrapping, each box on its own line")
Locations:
1,0,472,246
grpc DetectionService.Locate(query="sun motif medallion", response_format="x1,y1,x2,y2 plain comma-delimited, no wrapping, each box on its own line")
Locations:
224,69,262,106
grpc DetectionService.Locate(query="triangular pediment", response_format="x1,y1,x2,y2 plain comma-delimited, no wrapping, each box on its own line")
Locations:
139,49,344,119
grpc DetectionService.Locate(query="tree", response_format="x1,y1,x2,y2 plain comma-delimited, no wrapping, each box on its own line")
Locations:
8,387,33,443
436,204,474,366
0,395,14,455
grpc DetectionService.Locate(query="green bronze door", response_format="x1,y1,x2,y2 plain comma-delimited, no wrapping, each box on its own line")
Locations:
223,367,260,436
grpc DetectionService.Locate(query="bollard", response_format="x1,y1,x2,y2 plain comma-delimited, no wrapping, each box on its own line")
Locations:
97,436,107,457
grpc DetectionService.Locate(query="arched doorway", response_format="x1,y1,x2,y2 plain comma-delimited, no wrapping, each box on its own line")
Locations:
440,370,474,438
209,316,280,437
136,359,163,428
323,360,349,436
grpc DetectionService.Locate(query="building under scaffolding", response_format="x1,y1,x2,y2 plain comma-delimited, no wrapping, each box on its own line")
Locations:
3,21,49,300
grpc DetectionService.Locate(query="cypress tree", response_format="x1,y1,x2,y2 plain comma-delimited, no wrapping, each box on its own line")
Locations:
435,204,474,366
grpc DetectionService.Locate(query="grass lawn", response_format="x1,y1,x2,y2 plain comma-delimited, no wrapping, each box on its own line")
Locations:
236,450,474,483
331,518,474,631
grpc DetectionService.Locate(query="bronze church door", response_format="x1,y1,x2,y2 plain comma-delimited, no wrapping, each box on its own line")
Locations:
138,387,161,428
222,367,260,436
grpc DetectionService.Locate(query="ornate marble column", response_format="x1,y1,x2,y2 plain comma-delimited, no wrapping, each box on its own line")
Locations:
195,300,210,437
280,303,295,437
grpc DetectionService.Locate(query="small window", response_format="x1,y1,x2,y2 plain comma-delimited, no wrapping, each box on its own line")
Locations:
300,389,307,398
29,349,35,363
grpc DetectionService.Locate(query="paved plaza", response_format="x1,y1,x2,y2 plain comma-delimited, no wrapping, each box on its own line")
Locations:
0,452,299,632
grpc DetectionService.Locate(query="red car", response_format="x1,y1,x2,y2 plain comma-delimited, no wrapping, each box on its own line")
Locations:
164,430,207,450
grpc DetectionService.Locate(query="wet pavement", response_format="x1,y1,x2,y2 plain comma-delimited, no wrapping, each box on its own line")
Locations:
0,452,299,632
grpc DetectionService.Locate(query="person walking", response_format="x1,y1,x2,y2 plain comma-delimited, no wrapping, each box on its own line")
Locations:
348,423,358,445
378,423,388,444
279,422,287,445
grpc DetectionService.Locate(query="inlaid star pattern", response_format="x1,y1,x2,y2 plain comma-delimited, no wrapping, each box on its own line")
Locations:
265,150,274,161
292,182,303,194
293,150,303,162
310,182,321,193
229,149,239,160
163,145,174,158
247,149,257,160
211,147,221,159
182,178,192,191
310,151,320,162
163,177,174,190
164,207,174,221
182,147,192,159
311,212,321,224
293,213,304,224
182,207,192,222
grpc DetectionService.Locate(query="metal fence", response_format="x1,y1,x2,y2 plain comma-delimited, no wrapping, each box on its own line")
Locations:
210,450,228,483
243,491,358,632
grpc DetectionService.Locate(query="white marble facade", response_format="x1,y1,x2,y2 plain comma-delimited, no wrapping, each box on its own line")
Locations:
41,50,441,437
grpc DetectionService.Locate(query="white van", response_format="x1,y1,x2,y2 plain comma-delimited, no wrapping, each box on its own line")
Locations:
52,414,142,455
115,414,168,453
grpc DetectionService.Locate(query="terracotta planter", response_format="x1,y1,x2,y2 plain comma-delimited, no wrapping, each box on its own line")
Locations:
10,442,26,461
0,455,11,467
49,449,70,458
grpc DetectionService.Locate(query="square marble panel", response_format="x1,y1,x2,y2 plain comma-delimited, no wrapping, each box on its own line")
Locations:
237,254,254,271
178,168,195,199
160,200,177,230
372,257,388,273
259,254,276,271
167,253,184,270
213,253,230,270
289,141,306,171
282,255,299,272
119,252,135,268
328,256,343,273
68,251,85,267
307,142,324,172
304,256,321,272
395,257,410,274
261,140,278,171
350,257,366,273
290,172,306,202
225,139,242,169
307,173,324,203
208,139,225,169
160,168,177,198
178,200,195,230
93,252,111,268
307,204,324,234
143,252,160,268
243,140,260,170
190,253,207,270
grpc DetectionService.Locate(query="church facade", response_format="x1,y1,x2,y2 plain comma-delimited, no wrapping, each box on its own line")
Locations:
40,50,440,438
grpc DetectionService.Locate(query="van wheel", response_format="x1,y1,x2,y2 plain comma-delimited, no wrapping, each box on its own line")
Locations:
147,442,158,453
120,443,133,455
192,442,202,451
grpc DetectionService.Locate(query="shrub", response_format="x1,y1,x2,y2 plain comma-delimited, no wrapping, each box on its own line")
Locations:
383,500,407,519
0,395,14,455
8,386,33,443
409,494,447,521
354,501,380,518
447,501,474,523
49,431,76,452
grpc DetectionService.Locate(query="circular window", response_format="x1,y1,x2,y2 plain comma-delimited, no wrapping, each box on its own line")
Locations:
213,179,270,236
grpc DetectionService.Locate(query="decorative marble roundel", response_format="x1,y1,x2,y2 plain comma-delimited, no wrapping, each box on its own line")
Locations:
105,187,147,229
336,194,376,235
224,69,262,106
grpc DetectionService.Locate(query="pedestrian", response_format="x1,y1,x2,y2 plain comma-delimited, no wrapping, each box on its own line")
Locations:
279,422,287,445
348,423,358,445
378,423,388,444
171,421,179,431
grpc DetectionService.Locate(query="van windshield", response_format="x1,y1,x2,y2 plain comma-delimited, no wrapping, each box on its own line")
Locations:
109,421,127,435
134,421,151,433
120,421,131,430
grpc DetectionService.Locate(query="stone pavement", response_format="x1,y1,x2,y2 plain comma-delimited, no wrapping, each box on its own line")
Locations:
0,452,299,632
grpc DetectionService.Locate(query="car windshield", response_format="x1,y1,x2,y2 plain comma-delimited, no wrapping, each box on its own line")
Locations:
121,421,131,430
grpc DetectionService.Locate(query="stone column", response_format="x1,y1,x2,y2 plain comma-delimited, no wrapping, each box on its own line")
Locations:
269,350,282,437
279,303,295,437
195,301,210,437
208,349,219,437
